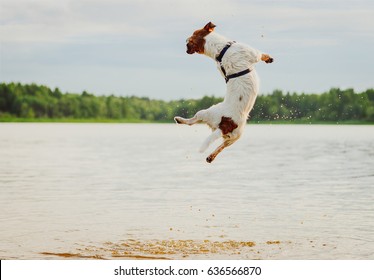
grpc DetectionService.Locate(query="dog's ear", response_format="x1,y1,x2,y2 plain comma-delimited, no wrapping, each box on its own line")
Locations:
204,22,216,32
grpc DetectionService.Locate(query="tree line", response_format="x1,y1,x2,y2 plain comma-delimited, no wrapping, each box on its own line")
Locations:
0,82,373,123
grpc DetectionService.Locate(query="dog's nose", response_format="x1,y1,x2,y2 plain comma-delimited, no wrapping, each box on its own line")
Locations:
186,43,194,54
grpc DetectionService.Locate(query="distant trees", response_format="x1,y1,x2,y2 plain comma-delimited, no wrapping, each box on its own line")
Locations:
250,88,374,122
0,82,373,122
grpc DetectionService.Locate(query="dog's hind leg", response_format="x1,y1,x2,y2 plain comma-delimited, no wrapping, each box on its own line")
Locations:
199,129,222,153
206,137,239,163
174,109,209,126
174,115,199,125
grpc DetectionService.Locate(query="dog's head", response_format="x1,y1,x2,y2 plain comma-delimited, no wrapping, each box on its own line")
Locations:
186,22,216,54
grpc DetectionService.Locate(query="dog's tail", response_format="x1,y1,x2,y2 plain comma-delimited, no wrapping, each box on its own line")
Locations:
199,129,222,153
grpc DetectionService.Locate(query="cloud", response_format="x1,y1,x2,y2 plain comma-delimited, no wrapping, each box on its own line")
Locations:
0,0,235,43
0,0,155,43
1,0,373,98
2,0,373,44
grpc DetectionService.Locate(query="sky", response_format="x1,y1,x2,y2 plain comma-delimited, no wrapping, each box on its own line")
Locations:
1,0,373,100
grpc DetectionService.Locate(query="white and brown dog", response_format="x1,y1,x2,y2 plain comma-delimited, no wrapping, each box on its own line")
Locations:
175,22,273,163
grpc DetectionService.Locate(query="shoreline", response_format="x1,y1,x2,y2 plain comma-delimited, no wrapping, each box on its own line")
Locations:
0,118,373,125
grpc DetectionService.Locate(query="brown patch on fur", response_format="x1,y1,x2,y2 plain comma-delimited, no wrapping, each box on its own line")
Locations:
239,96,243,101
219,117,238,135
186,22,216,54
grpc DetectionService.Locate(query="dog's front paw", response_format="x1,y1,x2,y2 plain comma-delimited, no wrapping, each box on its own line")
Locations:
265,57,273,63
261,54,274,64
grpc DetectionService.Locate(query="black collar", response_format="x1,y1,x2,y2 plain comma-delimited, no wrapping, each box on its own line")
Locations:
216,41,235,62
215,41,251,83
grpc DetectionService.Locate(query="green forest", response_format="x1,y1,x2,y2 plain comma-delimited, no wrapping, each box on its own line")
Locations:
0,82,373,123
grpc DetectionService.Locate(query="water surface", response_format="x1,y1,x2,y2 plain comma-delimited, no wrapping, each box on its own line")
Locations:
0,124,373,259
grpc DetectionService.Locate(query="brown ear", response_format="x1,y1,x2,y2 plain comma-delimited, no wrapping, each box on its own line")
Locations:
203,22,216,32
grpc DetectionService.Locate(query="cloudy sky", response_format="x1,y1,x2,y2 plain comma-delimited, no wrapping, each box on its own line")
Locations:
1,0,373,100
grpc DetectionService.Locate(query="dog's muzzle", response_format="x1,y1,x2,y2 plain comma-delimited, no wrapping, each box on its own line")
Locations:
186,37,196,54
186,43,194,54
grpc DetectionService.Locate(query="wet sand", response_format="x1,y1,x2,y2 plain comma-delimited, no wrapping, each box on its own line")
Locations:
38,237,342,260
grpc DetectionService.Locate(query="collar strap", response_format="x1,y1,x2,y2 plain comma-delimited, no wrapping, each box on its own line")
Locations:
216,41,251,83
225,69,251,83
216,41,235,62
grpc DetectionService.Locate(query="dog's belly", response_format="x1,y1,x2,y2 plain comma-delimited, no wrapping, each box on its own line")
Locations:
223,78,259,121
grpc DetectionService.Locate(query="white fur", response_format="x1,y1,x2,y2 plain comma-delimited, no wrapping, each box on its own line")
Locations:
175,31,266,163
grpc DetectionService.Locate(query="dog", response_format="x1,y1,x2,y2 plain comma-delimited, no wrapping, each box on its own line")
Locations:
174,22,273,163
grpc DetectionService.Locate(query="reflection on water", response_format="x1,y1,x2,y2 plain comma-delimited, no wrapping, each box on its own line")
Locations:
0,124,373,259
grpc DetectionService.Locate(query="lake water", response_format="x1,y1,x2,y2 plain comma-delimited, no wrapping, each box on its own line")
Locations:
0,123,373,259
